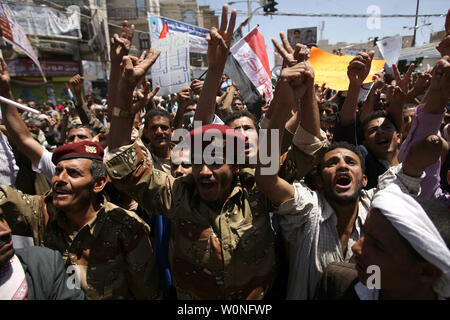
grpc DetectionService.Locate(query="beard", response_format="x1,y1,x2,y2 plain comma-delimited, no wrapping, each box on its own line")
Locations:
323,177,365,205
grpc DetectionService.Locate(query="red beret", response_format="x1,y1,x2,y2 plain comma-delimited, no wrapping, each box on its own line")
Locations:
52,140,104,165
187,124,245,163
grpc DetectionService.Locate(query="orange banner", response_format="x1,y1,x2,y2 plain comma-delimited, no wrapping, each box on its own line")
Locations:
309,46,385,91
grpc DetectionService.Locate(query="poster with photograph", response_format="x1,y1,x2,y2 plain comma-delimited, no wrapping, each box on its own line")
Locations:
287,27,317,47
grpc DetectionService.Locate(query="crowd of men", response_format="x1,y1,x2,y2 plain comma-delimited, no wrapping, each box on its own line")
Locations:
0,5,449,300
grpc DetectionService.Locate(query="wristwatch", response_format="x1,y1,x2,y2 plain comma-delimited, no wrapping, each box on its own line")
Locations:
112,107,132,118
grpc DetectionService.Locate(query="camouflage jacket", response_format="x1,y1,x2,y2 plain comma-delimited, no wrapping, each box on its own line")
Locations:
0,186,160,300
104,138,325,299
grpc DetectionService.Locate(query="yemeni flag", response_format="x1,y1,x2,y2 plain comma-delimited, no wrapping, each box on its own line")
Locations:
159,22,169,39
224,26,273,112
65,82,74,101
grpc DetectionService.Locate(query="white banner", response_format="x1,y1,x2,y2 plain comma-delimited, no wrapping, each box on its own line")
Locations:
6,3,81,39
150,33,191,96
0,3,45,79
376,36,403,75
82,60,105,81
148,13,209,54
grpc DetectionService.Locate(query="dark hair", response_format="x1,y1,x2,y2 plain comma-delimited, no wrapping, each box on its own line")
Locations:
360,110,399,140
231,97,243,105
320,101,338,112
186,98,198,107
224,110,259,131
67,124,96,137
145,108,173,128
90,159,106,180
317,141,365,174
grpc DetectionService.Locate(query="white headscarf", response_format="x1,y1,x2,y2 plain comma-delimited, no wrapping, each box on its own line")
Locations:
371,184,450,298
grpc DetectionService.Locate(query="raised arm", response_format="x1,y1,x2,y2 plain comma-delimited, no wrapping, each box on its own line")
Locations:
0,58,43,168
339,51,374,126
405,72,431,104
218,82,236,117
172,87,191,130
385,84,406,139
108,51,160,150
194,5,236,124
69,74,108,135
359,73,385,122
255,58,316,206
107,20,135,121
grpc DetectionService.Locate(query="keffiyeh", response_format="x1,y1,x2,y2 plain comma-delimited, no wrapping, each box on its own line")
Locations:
371,184,450,298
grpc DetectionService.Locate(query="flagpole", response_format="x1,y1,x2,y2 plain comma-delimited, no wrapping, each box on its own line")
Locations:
0,95,40,114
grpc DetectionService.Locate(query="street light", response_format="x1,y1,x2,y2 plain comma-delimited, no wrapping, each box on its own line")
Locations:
227,0,261,32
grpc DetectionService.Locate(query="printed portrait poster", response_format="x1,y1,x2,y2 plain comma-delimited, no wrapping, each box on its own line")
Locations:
287,27,317,47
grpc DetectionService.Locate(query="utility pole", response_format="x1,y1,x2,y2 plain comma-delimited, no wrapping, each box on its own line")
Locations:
247,0,252,32
412,0,419,47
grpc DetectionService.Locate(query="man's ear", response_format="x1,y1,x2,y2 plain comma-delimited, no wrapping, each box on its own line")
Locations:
395,132,402,145
362,174,368,188
92,176,107,194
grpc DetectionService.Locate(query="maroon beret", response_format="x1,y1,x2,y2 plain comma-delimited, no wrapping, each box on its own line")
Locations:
187,124,246,163
52,140,104,165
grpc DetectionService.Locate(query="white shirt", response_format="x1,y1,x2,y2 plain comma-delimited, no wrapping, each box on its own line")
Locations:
32,147,55,183
275,125,424,300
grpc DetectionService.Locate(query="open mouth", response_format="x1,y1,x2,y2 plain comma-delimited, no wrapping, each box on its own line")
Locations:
376,138,390,148
335,173,352,191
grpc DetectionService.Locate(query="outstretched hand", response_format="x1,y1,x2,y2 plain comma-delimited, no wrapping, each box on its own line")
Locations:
386,84,406,107
110,20,135,66
116,49,161,111
347,51,375,85
118,49,161,92
205,5,236,70
0,58,11,95
428,56,450,102
69,74,84,96
132,81,160,114
272,32,310,67
393,63,414,93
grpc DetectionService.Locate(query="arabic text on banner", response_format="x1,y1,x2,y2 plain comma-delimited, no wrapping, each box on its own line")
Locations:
230,26,273,102
148,13,209,54
150,33,190,96
309,46,385,92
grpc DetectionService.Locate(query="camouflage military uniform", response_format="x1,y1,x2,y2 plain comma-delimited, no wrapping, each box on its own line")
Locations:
74,101,108,135
0,186,160,300
104,137,325,299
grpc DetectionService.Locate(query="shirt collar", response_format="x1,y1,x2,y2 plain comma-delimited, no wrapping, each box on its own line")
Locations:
46,194,107,238
321,193,368,226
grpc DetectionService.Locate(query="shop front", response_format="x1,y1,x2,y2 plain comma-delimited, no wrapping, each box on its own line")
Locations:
6,59,80,105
